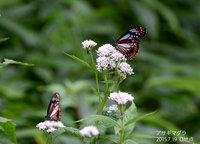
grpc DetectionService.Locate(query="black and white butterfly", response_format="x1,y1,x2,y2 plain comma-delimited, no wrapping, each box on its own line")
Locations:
114,26,146,59
45,92,61,121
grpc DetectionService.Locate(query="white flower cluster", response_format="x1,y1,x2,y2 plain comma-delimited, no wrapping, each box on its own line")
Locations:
118,62,134,79
36,121,65,133
108,91,134,105
108,104,118,113
79,126,99,137
96,44,134,79
82,40,97,49
96,44,116,57
96,56,109,71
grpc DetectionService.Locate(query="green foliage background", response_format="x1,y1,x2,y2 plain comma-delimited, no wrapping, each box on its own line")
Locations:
0,0,200,143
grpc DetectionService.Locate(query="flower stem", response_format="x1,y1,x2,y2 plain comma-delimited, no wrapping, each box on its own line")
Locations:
88,48,101,108
114,78,123,91
120,105,125,144
98,72,109,115
91,137,97,144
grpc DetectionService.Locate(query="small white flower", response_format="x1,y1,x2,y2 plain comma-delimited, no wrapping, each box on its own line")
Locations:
111,51,126,62
82,40,97,49
96,56,109,71
96,44,115,57
47,127,56,133
36,121,65,133
108,104,118,113
118,62,134,79
109,59,116,69
80,126,99,137
108,91,134,105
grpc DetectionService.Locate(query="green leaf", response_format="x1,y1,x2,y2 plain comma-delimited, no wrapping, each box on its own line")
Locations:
64,127,81,137
126,133,156,139
75,115,120,128
125,111,157,127
115,102,138,136
64,52,94,71
0,58,34,70
99,135,120,143
123,102,138,136
49,128,65,138
0,117,17,144
123,139,138,144
47,128,65,144
0,37,9,42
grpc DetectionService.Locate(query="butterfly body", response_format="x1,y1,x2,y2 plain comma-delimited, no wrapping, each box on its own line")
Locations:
45,92,61,121
115,26,146,59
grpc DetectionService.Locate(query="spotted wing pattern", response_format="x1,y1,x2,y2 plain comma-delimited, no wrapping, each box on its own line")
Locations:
115,26,146,59
45,92,61,121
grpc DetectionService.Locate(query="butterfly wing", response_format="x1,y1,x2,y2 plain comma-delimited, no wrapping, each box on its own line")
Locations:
115,26,146,59
45,93,61,121
116,39,139,59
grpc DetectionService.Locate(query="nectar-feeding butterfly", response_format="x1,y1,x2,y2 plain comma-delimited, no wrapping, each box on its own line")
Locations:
114,26,146,59
45,92,61,121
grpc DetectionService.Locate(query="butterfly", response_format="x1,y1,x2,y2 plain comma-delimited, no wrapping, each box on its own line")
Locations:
45,92,61,121
114,26,146,59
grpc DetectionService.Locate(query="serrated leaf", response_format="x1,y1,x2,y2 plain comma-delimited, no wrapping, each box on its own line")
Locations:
64,127,81,137
0,117,17,144
64,52,94,71
75,115,120,128
125,111,157,127
0,58,34,70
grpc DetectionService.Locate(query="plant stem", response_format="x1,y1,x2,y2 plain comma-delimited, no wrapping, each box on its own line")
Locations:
114,78,123,91
88,48,101,108
120,105,125,144
98,72,110,115
91,137,97,144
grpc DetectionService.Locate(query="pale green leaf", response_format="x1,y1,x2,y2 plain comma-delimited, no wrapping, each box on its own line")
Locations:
64,52,94,71
0,37,9,42
64,127,81,137
75,115,120,128
0,58,34,70
0,117,17,144
125,111,157,127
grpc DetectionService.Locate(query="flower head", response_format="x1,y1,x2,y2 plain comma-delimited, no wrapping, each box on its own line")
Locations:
118,62,134,79
80,126,99,137
96,56,109,71
82,40,97,49
108,104,118,113
108,91,134,105
96,44,115,57
36,121,65,133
